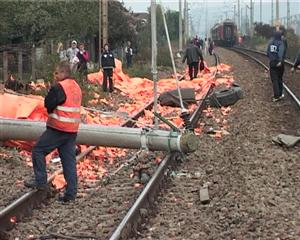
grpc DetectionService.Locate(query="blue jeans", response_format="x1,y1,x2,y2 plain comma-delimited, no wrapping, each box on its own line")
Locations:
32,127,77,198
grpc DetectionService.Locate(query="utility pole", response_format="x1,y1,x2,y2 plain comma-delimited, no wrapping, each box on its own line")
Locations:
260,0,262,23
186,2,189,40
183,0,187,44
151,0,158,128
271,0,274,25
241,7,243,34
276,0,279,26
246,5,249,35
102,0,108,46
234,4,236,24
250,0,253,37
205,1,208,38
238,0,241,32
287,0,290,28
179,0,183,52
99,0,102,65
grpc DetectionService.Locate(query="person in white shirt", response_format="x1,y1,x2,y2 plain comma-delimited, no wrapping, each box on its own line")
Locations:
66,40,79,72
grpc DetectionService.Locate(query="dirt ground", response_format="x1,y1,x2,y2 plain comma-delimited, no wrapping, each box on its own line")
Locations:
134,47,300,240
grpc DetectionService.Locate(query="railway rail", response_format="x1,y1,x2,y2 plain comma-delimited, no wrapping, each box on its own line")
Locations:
231,46,300,109
0,55,219,239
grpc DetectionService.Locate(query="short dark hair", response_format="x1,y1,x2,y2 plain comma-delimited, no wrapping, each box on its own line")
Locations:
57,61,71,75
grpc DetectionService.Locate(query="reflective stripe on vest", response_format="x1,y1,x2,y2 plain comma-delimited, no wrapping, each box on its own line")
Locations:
46,78,82,133
48,113,81,123
56,105,81,113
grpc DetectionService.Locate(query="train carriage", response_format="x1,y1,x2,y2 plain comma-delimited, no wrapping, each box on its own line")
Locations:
211,20,237,47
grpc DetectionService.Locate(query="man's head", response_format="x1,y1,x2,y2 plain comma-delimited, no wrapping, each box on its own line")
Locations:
127,41,131,46
71,40,77,49
54,61,71,81
104,43,109,51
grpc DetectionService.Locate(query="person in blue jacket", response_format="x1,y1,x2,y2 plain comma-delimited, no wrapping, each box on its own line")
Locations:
267,31,286,102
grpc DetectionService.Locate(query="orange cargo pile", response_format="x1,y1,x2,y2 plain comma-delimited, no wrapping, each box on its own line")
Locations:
0,59,233,189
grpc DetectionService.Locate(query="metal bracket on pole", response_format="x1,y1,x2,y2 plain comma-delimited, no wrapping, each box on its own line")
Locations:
140,128,149,151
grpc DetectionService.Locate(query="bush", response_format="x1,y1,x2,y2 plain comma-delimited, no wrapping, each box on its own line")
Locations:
124,63,152,79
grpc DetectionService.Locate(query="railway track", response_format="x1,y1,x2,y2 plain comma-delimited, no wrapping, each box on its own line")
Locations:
0,55,219,239
231,46,300,109
128,47,300,240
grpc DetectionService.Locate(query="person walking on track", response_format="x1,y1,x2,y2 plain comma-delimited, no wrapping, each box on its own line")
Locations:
267,31,286,102
25,61,82,203
182,40,204,80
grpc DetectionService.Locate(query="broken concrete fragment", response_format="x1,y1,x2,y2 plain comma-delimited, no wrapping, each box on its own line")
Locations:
272,134,300,148
199,187,210,204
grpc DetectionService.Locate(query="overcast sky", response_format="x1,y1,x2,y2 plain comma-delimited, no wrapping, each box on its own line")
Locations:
123,0,300,36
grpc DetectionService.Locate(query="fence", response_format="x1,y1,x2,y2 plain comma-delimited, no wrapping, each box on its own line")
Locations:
0,44,36,83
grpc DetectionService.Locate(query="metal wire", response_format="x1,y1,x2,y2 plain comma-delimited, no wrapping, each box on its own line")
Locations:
159,1,187,113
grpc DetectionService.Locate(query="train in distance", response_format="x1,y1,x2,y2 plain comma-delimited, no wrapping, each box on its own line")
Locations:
211,20,238,47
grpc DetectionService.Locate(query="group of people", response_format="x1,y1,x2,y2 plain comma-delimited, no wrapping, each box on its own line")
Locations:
56,40,134,93
193,36,215,56
57,40,89,81
267,28,300,102
182,35,214,80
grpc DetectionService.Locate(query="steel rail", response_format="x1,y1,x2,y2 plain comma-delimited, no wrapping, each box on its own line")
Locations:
108,54,220,239
231,46,300,109
0,53,218,235
0,101,154,233
109,93,209,240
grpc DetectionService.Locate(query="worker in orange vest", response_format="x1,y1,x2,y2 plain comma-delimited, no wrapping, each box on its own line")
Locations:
25,61,82,203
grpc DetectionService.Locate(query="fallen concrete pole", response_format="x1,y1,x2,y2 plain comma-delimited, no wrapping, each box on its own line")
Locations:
0,118,199,153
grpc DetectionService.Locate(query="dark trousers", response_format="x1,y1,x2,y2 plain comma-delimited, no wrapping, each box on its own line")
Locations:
188,61,199,80
270,65,284,98
32,128,77,198
126,55,132,68
103,68,113,92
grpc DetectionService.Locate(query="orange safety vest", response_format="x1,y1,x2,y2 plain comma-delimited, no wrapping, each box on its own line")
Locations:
47,79,82,133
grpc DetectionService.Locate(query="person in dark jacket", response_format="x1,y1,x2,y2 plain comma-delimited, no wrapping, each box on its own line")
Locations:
182,40,204,80
76,43,89,82
291,51,300,72
125,41,133,68
208,38,214,55
24,61,82,203
101,43,116,92
267,31,285,102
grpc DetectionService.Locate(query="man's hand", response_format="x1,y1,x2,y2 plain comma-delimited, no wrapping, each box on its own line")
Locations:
276,62,282,67
291,67,295,73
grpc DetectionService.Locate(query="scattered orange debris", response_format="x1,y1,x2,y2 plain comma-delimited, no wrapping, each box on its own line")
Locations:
1,58,235,189
52,174,66,189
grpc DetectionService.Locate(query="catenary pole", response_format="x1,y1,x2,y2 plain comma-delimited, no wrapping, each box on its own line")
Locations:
99,0,102,66
179,0,183,52
0,119,199,153
260,0,262,23
276,0,279,26
238,0,241,32
271,0,274,25
151,0,158,128
287,0,290,28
